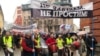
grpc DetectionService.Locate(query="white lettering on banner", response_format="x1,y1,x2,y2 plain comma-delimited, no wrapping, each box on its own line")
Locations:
40,3,84,11
41,10,51,16
41,10,46,16
52,11,88,17
59,11,63,17
31,1,93,18
47,11,51,16
40,10,88,17
53,6,84,11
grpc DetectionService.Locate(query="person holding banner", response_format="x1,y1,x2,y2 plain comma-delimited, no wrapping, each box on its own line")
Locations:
21,33,35,56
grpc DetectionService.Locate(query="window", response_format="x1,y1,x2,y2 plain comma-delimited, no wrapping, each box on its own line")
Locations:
50,20,53,24
28,16,31,19
28,11,31,14
24,21,26,25
24,16,26,19
62,0,70,3
17,15,21,18
55,19,58,24
17,7,21,9
28,19,31,25
17,10,21,14
44,20,46,24
55,0,59,2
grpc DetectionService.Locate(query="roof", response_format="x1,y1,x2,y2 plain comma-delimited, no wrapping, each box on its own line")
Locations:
22,4,31,10
53,2,72,6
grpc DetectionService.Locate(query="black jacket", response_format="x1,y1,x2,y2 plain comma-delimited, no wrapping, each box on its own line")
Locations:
84,35,97,49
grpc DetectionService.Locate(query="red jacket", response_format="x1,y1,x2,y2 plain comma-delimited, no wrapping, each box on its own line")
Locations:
46,37,56,46
21,39,33,52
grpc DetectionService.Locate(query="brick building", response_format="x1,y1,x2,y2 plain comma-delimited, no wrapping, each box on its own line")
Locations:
80,0,100,42
13,6,23,26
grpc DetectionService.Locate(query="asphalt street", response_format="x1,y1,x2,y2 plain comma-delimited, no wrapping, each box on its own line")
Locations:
0,49,21,56
0,48,96,56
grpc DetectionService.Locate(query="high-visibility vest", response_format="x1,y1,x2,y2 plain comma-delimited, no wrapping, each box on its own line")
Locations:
35,37,41,48
66,38,73,45
3,36,13,48
56,38,64,49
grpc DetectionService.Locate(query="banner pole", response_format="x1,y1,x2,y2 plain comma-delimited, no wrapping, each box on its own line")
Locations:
91,17,94,56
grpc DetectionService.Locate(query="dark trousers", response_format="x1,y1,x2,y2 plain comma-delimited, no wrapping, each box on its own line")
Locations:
21,50,34,56
35,48,41,56
48,48,53,56
58,49,64,56
3,48,14,56
86,49,95,56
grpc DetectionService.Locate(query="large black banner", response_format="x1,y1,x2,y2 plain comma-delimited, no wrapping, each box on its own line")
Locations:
31,1,93,18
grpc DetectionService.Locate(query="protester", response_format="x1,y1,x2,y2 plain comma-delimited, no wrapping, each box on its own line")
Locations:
13,32,21,49
2,31,14,56
65,33,73,56
78,35,86,56
85,32,97,56
56,34,64,56
34,33,41,56
46,33,57,56
19,33,25,56
72,38,80,56
21,33,35,56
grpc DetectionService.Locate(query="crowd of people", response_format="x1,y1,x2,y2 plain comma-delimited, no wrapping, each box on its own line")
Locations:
0,30,98,56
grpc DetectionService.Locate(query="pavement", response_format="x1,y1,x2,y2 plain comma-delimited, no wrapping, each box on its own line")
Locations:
0,48,21,56
0,48,99,56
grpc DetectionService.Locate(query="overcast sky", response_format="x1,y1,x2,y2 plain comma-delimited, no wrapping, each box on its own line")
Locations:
0,0,80,27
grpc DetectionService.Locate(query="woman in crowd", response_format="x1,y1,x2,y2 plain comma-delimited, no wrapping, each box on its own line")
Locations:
46,33,57,56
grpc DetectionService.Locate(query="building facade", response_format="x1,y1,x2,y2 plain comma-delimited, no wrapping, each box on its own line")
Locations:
0,5,4,32
13,6,23,26
80,0,100,42
22,4,32,26
22,0,74,33
44,0,73,33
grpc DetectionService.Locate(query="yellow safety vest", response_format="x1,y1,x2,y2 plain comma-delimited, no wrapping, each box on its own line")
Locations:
56,38,64,49
3,36,13,48
35,37,41,48
66,38,73,45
